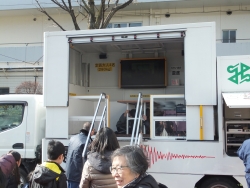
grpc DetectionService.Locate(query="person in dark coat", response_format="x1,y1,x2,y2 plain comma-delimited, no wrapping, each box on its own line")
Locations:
116,109,136,134
111,145,161,188
0,167,6,188
237,139,250,188
0,151,20,188
0,153,16,178
6,151,21,188
65,122,93,188
29,140,67,188
142,115,150,134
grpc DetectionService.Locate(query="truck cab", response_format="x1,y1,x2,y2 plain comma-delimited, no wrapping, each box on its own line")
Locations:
0,94,45,181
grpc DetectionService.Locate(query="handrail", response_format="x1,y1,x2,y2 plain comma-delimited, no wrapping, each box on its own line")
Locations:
135,97,143,144
130,93,143,146
97,105,107,131
82,93,107,157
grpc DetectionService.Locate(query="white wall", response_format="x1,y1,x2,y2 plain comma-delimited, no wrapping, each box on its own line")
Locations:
0,5,250,45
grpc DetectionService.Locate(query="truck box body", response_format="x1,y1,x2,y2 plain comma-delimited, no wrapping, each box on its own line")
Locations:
0,22,249,188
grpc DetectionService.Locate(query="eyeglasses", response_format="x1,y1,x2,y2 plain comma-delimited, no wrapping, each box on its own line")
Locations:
109,166,129,174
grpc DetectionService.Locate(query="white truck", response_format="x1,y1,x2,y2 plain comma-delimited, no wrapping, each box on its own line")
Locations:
1,22,250,188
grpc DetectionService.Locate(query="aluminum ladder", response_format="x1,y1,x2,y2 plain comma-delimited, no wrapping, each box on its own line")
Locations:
130,92,144,146
68,93,108,158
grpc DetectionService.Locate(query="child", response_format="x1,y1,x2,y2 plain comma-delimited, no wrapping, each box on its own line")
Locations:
29,140,67,188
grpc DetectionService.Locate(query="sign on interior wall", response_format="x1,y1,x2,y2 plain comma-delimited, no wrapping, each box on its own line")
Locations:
95,63,115,71
171,66,181,75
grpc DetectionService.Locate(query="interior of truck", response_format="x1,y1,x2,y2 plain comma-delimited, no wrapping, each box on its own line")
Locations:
67,33,190,141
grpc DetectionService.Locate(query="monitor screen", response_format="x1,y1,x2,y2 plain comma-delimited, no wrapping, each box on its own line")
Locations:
120,58,166,88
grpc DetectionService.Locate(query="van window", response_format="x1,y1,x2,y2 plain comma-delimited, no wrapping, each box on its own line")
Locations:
151,95,186,139
0,104,24,132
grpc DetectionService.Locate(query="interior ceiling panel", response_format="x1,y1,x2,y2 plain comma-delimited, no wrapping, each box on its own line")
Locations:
75,38,184,54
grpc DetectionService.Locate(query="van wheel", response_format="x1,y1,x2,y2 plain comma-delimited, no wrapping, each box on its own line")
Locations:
200,177,239,188
19,168,28,188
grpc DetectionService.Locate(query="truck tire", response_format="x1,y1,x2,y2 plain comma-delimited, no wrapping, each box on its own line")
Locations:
200,177,239,188
19,168,28,188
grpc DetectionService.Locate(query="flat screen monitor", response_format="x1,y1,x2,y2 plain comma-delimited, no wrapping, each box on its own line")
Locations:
119,58,166,88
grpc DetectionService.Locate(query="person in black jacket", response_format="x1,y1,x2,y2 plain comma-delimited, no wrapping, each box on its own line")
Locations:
116,109,136,134
111,145,161,188
29,140,67,188
65,122,93,188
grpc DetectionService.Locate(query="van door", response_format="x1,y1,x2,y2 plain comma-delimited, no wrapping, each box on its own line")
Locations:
0,102,27,157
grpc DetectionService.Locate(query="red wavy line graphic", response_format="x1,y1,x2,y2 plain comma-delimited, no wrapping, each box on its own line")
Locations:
141,145,215,166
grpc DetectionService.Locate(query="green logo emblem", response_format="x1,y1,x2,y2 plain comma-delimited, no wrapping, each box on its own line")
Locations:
227,63,250,84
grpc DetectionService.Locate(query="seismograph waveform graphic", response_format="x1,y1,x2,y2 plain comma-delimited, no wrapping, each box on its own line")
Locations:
141,145,215,166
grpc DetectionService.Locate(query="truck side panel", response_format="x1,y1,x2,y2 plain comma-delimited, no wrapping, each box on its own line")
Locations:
185,23,216,105
43,33,69,107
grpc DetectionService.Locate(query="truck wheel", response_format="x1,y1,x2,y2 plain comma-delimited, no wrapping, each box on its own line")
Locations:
19,168,28,188
200,177,239,188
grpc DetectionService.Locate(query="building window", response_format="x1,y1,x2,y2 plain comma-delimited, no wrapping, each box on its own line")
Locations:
0,88,9,95
107,22,142,28
223,30,236,43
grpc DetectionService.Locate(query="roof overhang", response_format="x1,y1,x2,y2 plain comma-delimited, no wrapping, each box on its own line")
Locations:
222,92,250,108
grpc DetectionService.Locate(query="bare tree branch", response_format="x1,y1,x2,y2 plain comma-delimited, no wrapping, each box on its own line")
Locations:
104,0,111,11
115,0,119,6
80,4,89,13
88,0,96,29
36,0,134,30
95,0,105,29
103,0,133,28
101,0,105,28
51,0,68,11
35,0,66,31
62,0,70,11
68,0,81,30
68,0,73,11
81,0,91,13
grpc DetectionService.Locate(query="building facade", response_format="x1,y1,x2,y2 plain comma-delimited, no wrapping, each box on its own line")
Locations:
0,0,250,93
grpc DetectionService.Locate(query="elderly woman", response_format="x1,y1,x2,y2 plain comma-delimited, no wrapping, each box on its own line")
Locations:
110,145,159,188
